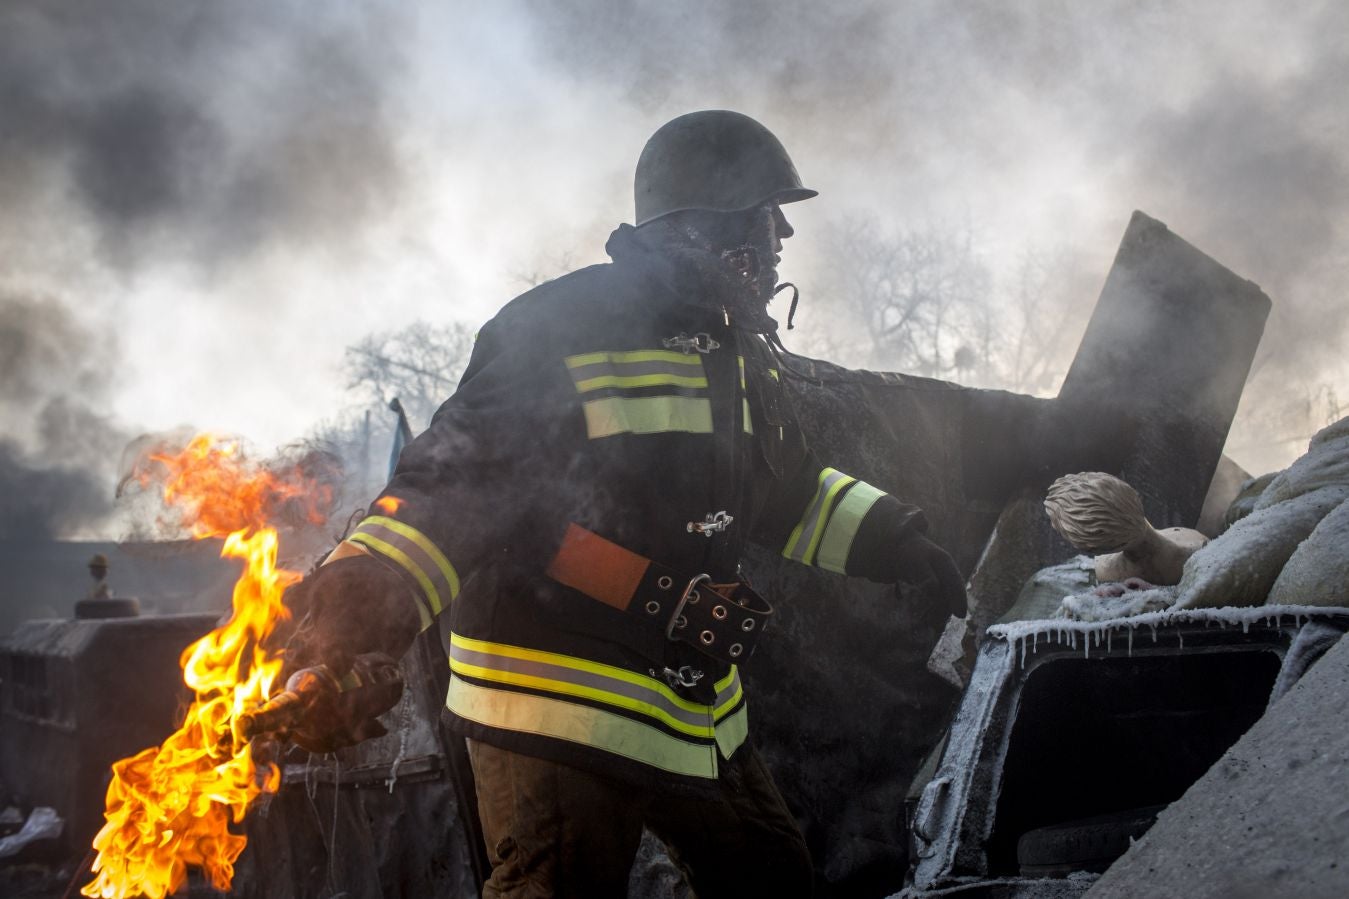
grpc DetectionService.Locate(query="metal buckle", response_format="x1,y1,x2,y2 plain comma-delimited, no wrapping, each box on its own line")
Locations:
666,573,711,640
687,511,734,537
662,332,721,355
661,665,704,689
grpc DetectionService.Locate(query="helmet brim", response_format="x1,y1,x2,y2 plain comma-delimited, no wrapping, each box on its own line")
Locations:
635,186,819,228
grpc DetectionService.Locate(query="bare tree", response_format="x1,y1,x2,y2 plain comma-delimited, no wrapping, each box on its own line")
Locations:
509,250,578,290
1000,246,1090,395
816,217,992,376
298,320,476,516
805,214,1102,399
343,320,476,430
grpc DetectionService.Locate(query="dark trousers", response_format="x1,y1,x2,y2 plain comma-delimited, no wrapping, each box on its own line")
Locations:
467,739,814,898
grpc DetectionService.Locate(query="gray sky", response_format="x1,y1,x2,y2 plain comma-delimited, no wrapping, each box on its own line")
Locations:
2,0,1346,537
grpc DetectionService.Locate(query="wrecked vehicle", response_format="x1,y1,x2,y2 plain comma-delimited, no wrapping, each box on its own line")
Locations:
901,605,1348,898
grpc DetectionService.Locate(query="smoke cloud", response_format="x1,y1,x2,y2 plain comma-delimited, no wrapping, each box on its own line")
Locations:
0,0,407,269
522,1,1349,472
0,290,128,538
2,1,1346,536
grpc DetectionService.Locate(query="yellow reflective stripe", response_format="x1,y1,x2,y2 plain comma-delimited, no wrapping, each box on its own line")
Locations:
782,468,855,564
574,372,708,392
363,515,459,599
714,680,743,720
714,702,749,759
738,355,747,389
451,633,712,714
804,475,859,564
450,656,716,739
815,481,887,575
448,676,720,779
742,397,754,435
581,395,713,438
347,532,436,629
566,350,704,368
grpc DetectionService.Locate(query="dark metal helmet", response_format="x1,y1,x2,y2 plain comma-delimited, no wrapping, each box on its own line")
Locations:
88,553,109,569
634,110,817,226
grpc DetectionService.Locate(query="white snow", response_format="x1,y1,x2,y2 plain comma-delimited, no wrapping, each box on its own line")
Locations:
986,604,1349,667
1057,586,1176,622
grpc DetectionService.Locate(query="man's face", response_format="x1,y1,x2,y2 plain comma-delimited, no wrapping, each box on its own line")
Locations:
721,201,794,297
765,203,794,285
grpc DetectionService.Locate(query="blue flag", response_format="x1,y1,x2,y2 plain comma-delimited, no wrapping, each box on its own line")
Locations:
388,398,414,480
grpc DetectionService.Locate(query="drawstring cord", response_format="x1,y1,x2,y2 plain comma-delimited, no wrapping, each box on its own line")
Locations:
776,282,800,331
761,281,824,384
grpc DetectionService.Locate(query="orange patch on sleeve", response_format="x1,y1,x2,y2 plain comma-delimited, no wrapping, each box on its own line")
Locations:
546,524,650,612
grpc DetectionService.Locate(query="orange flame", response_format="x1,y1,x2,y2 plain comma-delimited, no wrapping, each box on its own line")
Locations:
82,434,328,898
374,495,403,515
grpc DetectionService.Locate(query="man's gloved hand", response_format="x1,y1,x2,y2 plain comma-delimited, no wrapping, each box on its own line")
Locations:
281,554,420,675
239,652,405,754
243,552,420,753
893,533,968,619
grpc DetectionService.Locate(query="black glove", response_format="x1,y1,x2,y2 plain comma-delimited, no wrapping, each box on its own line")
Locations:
893,534,968,619
245,553,420,753
239,653,405,754
281,554,421,676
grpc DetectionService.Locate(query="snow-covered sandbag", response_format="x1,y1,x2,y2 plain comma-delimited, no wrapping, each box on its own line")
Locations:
1266,497,1349,608
1310,414,1349,449
1175,485,1349,609
1058,585,1176,621
1253,417,1349,510
1223,471,1279,530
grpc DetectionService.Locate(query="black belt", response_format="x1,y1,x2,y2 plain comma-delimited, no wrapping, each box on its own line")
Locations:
545,523,773,666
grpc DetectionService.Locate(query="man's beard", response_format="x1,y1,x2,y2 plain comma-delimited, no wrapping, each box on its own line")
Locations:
720,204,780,305
652,204,782,332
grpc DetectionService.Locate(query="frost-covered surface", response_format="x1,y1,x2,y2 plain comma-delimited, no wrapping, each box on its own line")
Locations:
897,871,1098,898
1057,585,1176,621
998,556,1096,623
1174,484,1349,609
1254,417,1349,510
1085,627,1349,899
1310,414,1349,449
987,604,1349,666
1268,496,1349,607
1222,470,1277,529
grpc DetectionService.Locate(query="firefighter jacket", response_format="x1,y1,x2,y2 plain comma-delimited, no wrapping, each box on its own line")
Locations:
343,225,928,796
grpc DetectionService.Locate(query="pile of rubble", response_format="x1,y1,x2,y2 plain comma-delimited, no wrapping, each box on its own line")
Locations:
1038,415,1349,623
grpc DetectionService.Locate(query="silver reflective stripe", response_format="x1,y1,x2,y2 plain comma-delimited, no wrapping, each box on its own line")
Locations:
565,350,707,394
450,641,714,733
712,666,748,757
782,468,855,564
348,515,459,625
815,481,887,574
714,667,743,719
447,674,721,779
